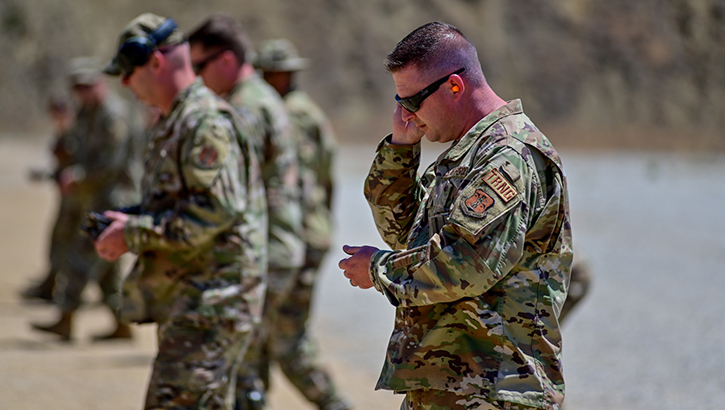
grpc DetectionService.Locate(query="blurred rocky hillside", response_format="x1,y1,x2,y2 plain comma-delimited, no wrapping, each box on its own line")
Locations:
1,0,724,149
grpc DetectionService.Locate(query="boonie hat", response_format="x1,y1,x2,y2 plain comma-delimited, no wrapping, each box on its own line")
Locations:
255,39,309,72
67,56,103,86
104,12,186,76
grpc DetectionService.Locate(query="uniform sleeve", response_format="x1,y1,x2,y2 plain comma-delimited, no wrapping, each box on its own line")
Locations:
369,149,538,307
363,135,422,250
124,115,244,254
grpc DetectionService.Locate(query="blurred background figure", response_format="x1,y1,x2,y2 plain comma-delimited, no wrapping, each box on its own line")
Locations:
255,38,350,410
30,56,144,341
188,15,307,410
21,95,77,302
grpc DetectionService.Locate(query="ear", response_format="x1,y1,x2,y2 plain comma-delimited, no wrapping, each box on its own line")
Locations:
220,50,239,67
149,50,165,75
449,76,464,101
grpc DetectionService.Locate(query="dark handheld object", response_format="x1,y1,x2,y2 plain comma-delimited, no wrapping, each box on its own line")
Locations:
81,211,113,240
27,168,56,182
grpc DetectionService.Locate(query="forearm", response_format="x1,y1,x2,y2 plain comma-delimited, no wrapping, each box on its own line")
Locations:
364,135,422,249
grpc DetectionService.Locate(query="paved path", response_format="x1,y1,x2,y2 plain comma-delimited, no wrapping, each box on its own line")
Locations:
1,136,723,409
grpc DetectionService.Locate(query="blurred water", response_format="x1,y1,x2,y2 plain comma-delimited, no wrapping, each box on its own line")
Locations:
312,144,725,409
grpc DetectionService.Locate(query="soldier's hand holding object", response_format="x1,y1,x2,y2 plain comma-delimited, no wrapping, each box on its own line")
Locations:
94,210,130,261
339,245,378,289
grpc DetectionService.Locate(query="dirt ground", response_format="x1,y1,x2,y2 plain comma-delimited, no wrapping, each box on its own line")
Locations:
2,133,724,409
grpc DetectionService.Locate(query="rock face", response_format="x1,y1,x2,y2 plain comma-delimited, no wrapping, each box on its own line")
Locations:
1,0,723,149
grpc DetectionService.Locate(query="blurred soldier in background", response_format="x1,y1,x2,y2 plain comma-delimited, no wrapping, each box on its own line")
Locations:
96,13,267,409
21,95,76,302
30,57,144,341
188,14,306,410
255,39,350,410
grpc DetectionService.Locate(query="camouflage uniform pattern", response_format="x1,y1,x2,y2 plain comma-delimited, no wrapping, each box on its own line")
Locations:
258,89,346,408
401,389,538,410
119,79,268,409
226,73,305,409
364,100,573,410
54,92,144,313
226,73,304,271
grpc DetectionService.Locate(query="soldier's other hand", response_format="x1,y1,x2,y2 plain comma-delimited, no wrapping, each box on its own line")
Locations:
58,168,77,195
94,211,130,261
339,245,378,289
391,105,425,145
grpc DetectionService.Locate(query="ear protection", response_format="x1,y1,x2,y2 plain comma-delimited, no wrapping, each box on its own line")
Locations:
451,85,460,93
117,19,178,75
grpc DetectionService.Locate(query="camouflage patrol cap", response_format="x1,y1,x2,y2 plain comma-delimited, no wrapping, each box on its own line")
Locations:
255,39,310,72
104,13,186,76
67,56,103,86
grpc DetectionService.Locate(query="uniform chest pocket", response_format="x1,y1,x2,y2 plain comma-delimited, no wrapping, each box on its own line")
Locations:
427,172,467,236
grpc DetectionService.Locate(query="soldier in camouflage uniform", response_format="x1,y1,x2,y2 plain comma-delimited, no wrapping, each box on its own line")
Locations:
187,15,306,410
339,22,573,410
253,39,351,410
95,13,267,409
21,95,76,302
31,57,144,341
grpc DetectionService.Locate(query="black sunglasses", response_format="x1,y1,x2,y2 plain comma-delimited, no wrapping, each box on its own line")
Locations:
395,68,465,113
192,49,229,74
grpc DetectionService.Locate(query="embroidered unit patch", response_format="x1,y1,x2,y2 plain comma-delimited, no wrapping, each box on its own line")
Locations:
196,146,219,168
464,189,495,213
482,168,518,202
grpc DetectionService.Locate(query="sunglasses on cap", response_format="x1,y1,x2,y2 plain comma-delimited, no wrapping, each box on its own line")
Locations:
395,67,465,113
117,19,178,78
192,49,229,74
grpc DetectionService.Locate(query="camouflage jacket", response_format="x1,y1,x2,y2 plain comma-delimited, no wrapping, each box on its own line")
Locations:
63,93,144,209
364,100,573,409
121,79,268,328
227,73,304,270
284,89,336,251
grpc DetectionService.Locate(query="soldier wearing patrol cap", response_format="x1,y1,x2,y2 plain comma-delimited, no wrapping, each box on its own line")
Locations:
255,39,351,410
187,15,306,410
30,56,144,342
95,13,268,409
339,22,573,410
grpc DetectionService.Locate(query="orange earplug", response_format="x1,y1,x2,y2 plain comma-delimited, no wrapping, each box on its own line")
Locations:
452,85,460,93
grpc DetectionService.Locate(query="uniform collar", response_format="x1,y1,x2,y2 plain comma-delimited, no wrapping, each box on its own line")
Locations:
442,99,523,163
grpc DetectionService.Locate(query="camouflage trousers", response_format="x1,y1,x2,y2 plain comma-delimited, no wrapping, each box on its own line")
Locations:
400,390,538,410
145,310,253,410
51,201,121,312
236,249,347,409
54,232,121,313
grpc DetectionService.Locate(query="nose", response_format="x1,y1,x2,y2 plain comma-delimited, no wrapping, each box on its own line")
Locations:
400,106,416,122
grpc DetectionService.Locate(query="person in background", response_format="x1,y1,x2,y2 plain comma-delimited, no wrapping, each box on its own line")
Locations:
188,15,306,410
95,13,268,408
21,95,76,303
339,22,573,410
31,56,144,341
254,38,351,410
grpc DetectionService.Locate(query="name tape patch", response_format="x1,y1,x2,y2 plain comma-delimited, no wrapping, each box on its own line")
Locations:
482,168,518,202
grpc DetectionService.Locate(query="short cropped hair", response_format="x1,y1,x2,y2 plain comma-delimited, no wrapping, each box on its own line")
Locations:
188,13,251,65
384,21,483,85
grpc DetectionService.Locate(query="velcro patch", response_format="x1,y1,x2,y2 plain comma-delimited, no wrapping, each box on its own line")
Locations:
464,189,495,214
482,168,518,202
